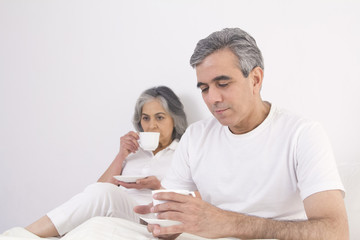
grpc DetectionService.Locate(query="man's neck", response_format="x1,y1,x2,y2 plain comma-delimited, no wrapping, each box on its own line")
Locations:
229,101,271,134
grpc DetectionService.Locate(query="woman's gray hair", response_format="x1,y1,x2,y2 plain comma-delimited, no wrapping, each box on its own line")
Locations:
190,28,264,78
132,86,188,140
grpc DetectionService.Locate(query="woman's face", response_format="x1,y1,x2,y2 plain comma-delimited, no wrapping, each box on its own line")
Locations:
140,99,175,148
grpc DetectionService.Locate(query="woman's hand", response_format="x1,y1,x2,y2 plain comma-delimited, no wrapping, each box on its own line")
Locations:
98,131,139,184
119,131,140,159
118,176,161,190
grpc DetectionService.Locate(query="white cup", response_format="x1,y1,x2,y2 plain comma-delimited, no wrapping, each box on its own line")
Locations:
152,189,196,207
139,132,160,151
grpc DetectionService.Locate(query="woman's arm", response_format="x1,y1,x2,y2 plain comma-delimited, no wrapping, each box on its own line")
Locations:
98,131,139,184
98,152,126,184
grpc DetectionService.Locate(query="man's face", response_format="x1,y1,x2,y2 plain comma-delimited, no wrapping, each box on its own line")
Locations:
196,48,259,133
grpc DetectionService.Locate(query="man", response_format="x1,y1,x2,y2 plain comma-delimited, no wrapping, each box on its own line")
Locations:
135,28,349,239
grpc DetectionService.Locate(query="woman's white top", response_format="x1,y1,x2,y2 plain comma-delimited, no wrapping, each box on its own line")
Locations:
121,139,178,204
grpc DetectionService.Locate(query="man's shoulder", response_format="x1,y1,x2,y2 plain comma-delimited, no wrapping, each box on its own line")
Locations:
271,105,321,134
273,105,315,125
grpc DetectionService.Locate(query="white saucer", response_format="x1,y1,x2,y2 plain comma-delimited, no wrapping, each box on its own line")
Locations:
139,216,182,227
113,175,146,183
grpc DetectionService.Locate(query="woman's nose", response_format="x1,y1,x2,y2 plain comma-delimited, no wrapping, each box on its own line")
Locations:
149,119,158,129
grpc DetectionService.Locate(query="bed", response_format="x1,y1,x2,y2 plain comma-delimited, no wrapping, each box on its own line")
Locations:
1,163,359,240
1,216,237,240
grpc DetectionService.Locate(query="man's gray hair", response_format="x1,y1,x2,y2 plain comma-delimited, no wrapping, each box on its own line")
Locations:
190,28,264,77
133,86,188,140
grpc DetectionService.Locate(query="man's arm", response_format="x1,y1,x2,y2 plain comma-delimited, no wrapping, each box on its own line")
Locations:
150,190,348,240
225,190,348,239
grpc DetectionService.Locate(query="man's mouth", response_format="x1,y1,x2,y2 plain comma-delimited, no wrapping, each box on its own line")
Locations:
214,108,229,114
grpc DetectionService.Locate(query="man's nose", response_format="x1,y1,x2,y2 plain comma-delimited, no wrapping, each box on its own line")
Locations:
207,87,222,104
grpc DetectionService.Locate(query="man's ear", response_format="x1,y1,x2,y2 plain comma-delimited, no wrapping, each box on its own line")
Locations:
250,66,264,93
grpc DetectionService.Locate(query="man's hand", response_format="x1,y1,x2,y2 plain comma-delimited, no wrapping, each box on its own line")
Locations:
135,190,349,240
144,191,230,239
133,201,182,240
118,176,161,190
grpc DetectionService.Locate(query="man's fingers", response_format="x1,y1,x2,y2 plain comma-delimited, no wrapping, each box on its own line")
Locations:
157,211,184,222
153,201,183,214
151,225,183,239
152,193,196,215
153,192,193,203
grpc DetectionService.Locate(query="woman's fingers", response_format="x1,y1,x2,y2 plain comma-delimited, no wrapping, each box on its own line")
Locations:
120,131,140,154
136,176,161,190
134,203,153,214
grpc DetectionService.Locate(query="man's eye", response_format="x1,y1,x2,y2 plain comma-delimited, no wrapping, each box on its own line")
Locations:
218,83,228,88
200,87,209,93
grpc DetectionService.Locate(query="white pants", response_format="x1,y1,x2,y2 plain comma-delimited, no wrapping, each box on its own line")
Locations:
47,182,140,236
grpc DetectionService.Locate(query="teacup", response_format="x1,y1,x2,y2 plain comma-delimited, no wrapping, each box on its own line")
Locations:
139,132,160,151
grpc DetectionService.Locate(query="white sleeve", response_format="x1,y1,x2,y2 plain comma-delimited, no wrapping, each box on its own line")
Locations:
296,122,345,200
161,129,198,191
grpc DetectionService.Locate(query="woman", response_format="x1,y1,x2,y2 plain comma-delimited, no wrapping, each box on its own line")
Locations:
25,86,188,237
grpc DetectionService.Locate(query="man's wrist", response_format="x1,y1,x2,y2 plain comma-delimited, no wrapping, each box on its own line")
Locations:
220,210,267,239
214,209,247,238
225,211,247,237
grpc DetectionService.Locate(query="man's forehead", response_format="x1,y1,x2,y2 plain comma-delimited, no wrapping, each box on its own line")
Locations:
196,50,239,72
195,60,239,85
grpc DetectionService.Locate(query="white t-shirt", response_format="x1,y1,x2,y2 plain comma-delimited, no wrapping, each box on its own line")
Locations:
121,140,178,205
162,105,344,220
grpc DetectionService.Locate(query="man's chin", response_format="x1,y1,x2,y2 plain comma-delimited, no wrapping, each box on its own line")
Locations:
213,116,231,126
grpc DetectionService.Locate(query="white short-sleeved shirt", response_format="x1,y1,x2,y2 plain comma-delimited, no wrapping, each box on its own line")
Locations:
121,140,178,205
162,104,344,220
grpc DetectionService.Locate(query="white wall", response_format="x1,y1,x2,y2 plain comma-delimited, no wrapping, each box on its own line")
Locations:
1,0,359,235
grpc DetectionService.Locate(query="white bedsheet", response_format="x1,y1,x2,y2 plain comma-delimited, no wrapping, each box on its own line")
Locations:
0,217,236,240
2,163,358,239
